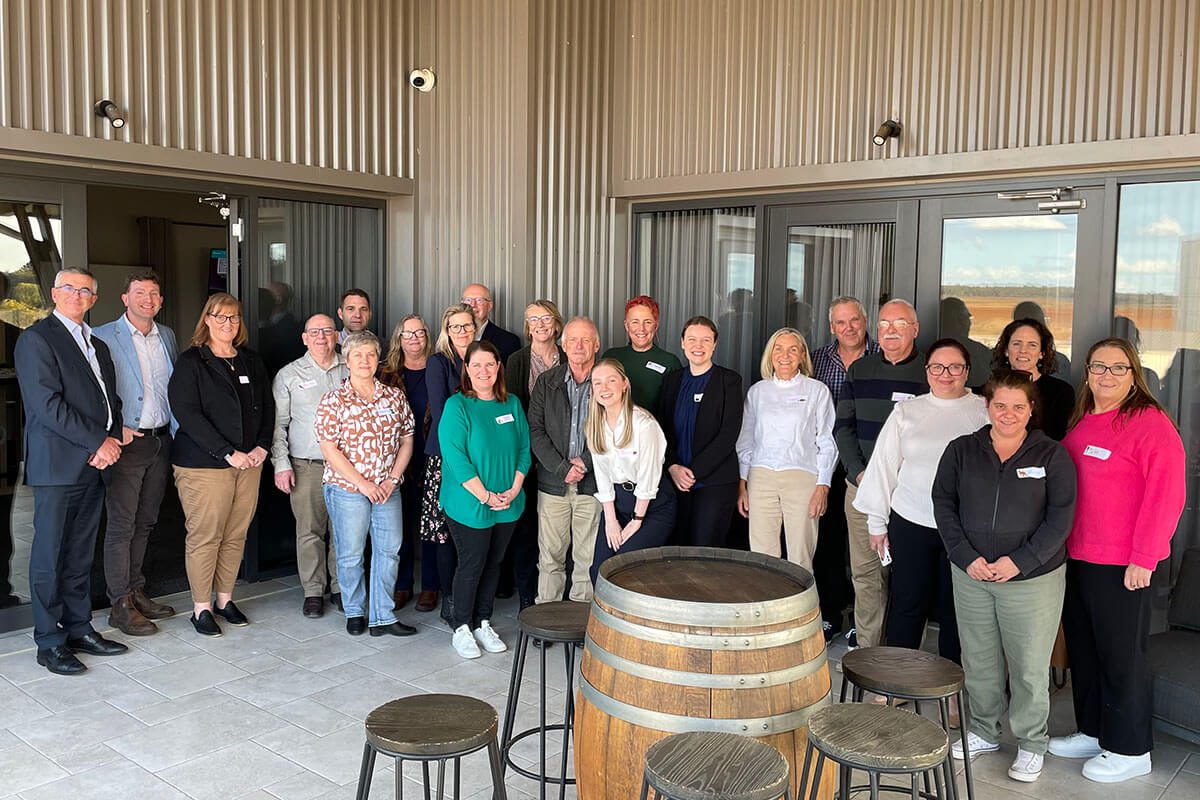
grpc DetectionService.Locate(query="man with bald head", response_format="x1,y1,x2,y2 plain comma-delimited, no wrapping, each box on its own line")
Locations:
463,282,521,363
271,313,349,617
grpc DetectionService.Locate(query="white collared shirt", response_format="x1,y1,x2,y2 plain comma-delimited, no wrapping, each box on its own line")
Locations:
474,319,489,341
592,407,667,503
53,309,113,430
123,314,171,428
736,373,837,485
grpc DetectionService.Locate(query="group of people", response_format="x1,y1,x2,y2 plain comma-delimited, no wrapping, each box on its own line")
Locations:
15,268,1187,788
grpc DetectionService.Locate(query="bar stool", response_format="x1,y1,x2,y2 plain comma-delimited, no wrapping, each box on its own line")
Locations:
354,693,507,799
838,647,974,800
640,731,791,800
799,703,951,800
499,600,590,800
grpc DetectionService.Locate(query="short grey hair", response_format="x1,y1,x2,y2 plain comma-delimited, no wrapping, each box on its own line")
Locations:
828,296,868,323
54,267,96,287
879,298,917,320
342,331,381,358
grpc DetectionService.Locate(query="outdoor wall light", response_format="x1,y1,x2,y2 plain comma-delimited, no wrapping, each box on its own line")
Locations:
872,119,901,146
94,99,125,129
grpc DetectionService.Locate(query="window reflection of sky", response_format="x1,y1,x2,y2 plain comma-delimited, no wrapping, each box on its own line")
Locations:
1115,181,1200,296
942,215,1077,288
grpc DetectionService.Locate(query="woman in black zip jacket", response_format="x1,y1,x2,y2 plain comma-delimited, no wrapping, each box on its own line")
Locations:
931,369,1077,784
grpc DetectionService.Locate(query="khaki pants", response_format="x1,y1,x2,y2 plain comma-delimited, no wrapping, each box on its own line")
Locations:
290,459,338,596
747,467,820,573
174,465,263,603
845,480,888,648
536,486,600,603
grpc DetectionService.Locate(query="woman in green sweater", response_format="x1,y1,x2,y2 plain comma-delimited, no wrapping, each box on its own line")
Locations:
438,340,531,659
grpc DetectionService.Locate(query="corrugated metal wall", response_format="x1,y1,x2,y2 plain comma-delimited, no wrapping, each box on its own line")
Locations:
0,0,415,177
616,0,1200,181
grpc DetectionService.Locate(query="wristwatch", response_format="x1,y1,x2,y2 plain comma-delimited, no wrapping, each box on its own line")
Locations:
385,476,401,486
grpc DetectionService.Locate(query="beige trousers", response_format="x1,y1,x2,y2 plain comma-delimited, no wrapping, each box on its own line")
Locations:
845,480,889,649
290,458,338,596
536,486,601,603
747,467,820,573
174,465,262,603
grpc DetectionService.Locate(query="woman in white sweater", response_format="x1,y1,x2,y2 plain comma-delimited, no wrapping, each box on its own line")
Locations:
853,338,988,673
736,327,838,573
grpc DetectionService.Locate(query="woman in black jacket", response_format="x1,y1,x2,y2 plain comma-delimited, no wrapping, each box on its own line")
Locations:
932,369,1077,783
991,318,1075,440
656,316,743,548
169,293,274,637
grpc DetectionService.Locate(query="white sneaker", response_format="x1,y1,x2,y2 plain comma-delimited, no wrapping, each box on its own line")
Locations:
452,625,481,659
1008,749,1043,782
951,731,999,760
1048,732,1102,759
1081,751,1151,783
473,621,507,653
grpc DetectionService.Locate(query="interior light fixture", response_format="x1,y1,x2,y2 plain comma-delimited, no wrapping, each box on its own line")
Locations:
94,99,125,129
872,119,902,146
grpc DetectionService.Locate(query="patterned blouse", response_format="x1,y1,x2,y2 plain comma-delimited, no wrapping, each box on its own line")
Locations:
314,379,415,491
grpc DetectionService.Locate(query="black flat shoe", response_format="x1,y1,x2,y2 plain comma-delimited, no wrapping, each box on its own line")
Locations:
214,601,249,627
191,610,223,637
346,616,367,636
37,645,87,675
66,632,129,656
369,621,418,637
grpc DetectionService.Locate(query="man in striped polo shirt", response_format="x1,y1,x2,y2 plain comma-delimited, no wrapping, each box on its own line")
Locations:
834,298,927,653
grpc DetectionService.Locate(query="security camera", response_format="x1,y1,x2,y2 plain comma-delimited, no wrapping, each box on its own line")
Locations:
409,69,436,92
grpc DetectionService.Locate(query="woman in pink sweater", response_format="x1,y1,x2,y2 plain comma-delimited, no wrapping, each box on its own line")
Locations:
1050,338,1186,784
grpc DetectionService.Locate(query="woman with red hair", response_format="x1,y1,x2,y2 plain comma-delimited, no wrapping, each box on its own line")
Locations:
602,295,681,412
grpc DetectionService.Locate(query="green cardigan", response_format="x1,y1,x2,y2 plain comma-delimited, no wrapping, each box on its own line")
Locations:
438,392,532,528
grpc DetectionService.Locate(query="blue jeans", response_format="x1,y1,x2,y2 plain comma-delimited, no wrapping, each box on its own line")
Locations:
324,484,403,628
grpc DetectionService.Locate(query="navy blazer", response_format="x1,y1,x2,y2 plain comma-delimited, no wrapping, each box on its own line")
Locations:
15,313,123,486
656,364,744,487
480,321,522,364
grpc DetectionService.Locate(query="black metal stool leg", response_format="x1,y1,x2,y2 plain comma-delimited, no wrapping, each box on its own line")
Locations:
839,763,851,800
436,758,446,800
500,631,529,773
956,691,974,800
395,758,404,800
934,763,946,800
558,643,575,800
807,752,826,800
421,762,431,800
639,774,651,800
538,635,547,800
487,737,509,800
798,739,815,799
839,674,849,703
356,742,376,800
868,771,880,800
910,772,919,800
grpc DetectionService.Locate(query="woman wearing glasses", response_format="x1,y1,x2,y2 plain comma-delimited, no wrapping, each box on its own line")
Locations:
991,318,1075,440
853,339,988,692
380,315,439,611
168,293,273,636
1049,339,1186,784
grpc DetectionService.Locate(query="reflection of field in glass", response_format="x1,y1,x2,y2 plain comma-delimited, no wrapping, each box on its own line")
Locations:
951,295,1074,359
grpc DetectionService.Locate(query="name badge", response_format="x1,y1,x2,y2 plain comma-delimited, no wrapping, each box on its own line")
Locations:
496,414,515,424
375,407,395,417
693,393,704,403
297,379,318,390
891,391,914,402
238,375,250,385
786,395,807,404
1017,466,1046,479
645,361,667,374
1083,445,1112,460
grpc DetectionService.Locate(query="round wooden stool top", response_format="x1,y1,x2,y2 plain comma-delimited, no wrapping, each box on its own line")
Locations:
518,600,590,643
807,704,949,771
365,694,498,757
841,646,964,699
643,731,790,800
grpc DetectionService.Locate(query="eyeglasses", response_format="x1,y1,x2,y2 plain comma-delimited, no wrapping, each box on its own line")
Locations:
878,319,914,331
926,363,967,377
448,322,476,334
304,327,336,336
400,329,428,339
526,315,555,325
462,296,490,305
1086,362,1132,376
54,285,96,299
208,313,241,325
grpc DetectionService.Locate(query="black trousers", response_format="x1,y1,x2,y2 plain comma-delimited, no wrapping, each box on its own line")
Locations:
395,473,440,592
673,480,738,548
30,474,105,648
813,465,854,627
498,464,540,603
591,479,676,584
102,431,171,602
886,512,961,664
446,518,516,630
1062,559,1154,755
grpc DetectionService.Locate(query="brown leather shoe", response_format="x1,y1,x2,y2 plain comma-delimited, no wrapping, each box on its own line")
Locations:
393,590,412,611
108,594,157,636
414,590,439,612
131,588,175,620
302,596,324,618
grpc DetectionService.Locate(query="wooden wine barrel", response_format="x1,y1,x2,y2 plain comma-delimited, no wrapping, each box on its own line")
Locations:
574,547,834,800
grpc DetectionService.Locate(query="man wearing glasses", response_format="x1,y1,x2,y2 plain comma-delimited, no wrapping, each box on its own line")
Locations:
271,314,349,617
15,267,130,674
462,283,521,363
834,298,928,656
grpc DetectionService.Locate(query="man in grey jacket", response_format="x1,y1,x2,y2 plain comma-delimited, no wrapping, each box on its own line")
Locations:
528,317,601,603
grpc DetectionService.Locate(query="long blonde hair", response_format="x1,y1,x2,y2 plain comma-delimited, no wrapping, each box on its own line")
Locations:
434,303,475,360
585,358,635,454
759,327,812,380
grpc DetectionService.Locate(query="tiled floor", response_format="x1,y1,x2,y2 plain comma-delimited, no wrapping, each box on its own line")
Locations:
0,577,1196,799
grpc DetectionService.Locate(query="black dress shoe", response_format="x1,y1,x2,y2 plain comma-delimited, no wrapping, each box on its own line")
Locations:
191,610,223,637
213,600,249,627
369,621,418,637
346,616,367,636
302,596,324,618
37,645,87,675
66,631,129,656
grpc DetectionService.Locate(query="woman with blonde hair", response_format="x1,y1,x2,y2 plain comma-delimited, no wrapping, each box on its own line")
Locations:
586,358,675,583
736,327,837,572
168,293,273,636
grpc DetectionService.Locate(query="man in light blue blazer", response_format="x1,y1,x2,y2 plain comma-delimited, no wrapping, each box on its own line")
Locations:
92,271,179,636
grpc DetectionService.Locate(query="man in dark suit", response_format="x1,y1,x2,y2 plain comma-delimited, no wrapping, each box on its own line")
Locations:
15,267,130,674
463,282,521,363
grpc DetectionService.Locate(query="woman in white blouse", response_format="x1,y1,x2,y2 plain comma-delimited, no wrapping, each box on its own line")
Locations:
736,328,837,573
585,359,676,583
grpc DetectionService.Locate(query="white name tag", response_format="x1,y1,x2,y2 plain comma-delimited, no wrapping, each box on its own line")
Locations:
1083,445,1112,460
1017,466,1046,479
693,393,703,403
496,414,515,424
238,375,250,384
891,391,915,402
645,361,667,374
786,395,807,404
297,379,318,390
375,407,395,417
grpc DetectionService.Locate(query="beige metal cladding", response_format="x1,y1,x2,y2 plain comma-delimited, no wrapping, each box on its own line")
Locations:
615,0,1200,181
0,0,416,178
